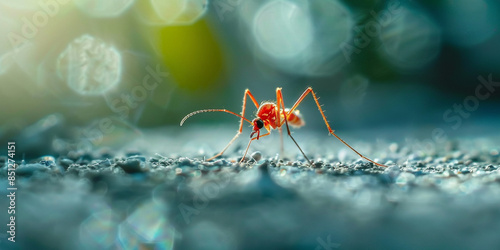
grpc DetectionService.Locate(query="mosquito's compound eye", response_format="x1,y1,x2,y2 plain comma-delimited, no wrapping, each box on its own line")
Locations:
255,119,264,129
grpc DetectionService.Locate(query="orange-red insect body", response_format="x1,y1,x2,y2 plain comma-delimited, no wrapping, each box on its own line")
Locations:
256,103,304,130
251,103,304,140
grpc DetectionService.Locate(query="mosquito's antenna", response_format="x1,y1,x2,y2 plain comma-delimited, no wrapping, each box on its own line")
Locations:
180,109,253,126
330,131,387,167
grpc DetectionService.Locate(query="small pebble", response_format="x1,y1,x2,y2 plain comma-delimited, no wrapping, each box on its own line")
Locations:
314,161,323,169
251,151,262,162
484,165,496,171
116,159,143,173
58,158,74,169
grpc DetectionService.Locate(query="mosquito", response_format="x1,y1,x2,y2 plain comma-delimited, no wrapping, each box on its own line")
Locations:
180,87,387,167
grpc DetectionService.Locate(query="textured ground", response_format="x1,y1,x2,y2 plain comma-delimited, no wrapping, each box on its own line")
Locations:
1,125,500,250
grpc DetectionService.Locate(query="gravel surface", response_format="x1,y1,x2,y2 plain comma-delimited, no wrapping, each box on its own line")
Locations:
1,125,500,250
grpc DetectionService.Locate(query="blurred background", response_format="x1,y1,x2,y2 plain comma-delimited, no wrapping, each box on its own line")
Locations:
2,1,500,249
1,0,500,158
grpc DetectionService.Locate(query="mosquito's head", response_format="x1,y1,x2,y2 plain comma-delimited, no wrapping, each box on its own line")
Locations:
250,118,264,139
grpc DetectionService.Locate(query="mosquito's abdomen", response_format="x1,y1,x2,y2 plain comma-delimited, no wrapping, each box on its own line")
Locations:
284,109,305,127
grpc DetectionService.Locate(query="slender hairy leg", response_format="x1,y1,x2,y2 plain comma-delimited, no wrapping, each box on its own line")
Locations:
287,87,387,167
240,130,271,163
206,89,260,161
278,127,284,156
276,88,313,166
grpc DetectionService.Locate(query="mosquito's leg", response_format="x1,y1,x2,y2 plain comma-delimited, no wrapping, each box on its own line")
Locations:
238,89,260,132
275,88,284,157
207,89,260,161
287,87,387,167
207,133,241,161
239,130,271,163
276,88,313,166
278,127,284,157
